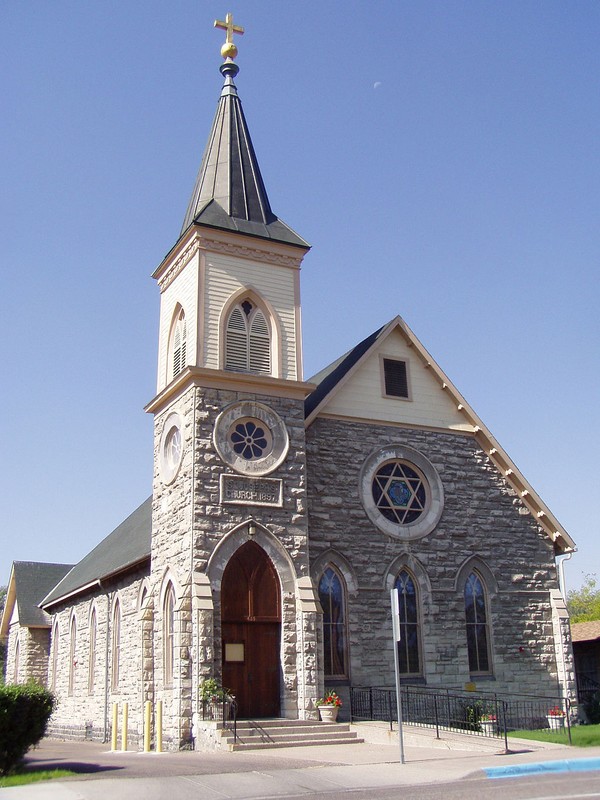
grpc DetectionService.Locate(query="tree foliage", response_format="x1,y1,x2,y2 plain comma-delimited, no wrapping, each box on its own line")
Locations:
567,575,600,623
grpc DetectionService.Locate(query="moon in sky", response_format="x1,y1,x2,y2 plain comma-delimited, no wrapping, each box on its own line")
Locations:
373,81,382,89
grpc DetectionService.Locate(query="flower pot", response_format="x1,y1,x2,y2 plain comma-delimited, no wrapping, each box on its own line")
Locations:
480,721,495,736
318,704,339,723
547,715,564,730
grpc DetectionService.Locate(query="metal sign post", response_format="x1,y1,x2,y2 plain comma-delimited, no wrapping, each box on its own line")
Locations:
390,588,406,764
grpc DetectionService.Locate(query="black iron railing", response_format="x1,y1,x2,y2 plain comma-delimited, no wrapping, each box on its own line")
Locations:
350,685,572,747
201,696,238,743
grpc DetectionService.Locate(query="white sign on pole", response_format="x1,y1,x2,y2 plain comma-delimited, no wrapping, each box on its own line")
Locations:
390,588,406,764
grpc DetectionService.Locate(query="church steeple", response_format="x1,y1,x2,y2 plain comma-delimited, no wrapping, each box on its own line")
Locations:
180,14,308,248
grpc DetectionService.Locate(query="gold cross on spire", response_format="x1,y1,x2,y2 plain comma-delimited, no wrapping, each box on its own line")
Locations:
214,12,244,60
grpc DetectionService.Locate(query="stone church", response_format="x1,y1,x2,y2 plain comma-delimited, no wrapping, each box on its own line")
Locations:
1,16,576,749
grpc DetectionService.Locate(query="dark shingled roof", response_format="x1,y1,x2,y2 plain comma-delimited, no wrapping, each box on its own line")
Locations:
12,562,73,627
41,497,152,608
304,324,386,419
180,61,308,249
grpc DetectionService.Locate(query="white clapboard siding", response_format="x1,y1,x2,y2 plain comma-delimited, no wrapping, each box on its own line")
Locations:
324,328,474,432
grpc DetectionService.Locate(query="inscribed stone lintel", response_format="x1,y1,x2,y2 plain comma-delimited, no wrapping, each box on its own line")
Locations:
219,473,283,508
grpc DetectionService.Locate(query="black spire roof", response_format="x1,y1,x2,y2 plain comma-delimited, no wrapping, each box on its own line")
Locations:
180,58,308,249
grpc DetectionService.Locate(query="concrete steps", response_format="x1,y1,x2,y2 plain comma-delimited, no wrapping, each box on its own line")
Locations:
217,718,364,751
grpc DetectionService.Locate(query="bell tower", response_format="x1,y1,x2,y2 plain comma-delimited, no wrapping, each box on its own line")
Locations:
145,14,321,742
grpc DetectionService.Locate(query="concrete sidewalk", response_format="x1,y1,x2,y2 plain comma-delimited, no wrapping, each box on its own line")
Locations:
2,726,600,799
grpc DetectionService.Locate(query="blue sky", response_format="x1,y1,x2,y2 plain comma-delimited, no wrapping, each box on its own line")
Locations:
1,1,598,593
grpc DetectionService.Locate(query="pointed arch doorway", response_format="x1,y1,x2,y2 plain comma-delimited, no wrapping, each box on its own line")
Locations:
221,541,281,718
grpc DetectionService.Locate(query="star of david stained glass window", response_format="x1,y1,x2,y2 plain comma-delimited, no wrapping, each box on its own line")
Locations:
371,461,427,524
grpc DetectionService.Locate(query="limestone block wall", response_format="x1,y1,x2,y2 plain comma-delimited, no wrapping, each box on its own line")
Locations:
3,625,50,687
151,381,316,729
306,417,564,698
46,566,150,745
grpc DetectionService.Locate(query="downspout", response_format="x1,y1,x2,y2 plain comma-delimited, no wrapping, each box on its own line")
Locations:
557,552,573,599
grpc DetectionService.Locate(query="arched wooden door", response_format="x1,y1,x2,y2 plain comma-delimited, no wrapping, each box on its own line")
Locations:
221,541,281,718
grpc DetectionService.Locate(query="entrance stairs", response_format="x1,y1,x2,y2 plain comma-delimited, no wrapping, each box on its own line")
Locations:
218,718,364,751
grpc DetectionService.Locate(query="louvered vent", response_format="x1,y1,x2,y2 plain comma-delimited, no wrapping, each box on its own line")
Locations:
249,311,271,374
172,314,187,379
383,358,409,398
226,306,249,371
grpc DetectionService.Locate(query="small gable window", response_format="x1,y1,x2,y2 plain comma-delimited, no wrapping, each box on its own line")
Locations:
225,299,271,375
382,358,409,399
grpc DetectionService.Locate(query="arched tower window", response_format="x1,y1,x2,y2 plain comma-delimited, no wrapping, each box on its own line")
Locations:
171,308,187,380
464,571,492,675
318,566,348,679
163,583,176,688
111,599,121,691
394,569,422,676
68,615,77,696
88,608,97,695
225,299,271,374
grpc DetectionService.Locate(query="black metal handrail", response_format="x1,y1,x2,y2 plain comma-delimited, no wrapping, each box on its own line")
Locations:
350,685,572,747
201,696,238,743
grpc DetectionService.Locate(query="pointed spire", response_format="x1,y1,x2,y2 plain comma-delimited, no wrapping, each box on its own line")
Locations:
180,14,308,249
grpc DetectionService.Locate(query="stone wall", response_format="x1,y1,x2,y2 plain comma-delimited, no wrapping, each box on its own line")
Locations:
306,417,565,698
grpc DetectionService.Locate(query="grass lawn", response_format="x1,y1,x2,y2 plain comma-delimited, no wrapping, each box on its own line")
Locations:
0,769,76,788
508,723,600,747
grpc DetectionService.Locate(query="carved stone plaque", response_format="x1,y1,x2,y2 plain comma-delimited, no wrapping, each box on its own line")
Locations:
219,474,283,507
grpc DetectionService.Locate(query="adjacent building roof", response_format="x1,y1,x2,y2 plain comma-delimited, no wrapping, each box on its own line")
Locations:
0,562,73,636
571,621,600,643
180,60,309,249
41,497,152,609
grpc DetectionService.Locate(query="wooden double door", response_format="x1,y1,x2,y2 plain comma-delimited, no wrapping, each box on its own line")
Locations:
221,541,281,718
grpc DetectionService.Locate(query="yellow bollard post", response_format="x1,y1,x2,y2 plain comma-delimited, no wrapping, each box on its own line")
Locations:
156,700,163,753
111,703,118,751
144,700,151,753
121,701,128,752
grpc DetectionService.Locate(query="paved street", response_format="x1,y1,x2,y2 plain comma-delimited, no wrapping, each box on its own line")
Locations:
2,728,600,799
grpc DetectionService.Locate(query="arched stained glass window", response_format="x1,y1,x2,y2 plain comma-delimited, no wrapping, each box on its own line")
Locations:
88,608,97,695
68,615,77,696
225,299,271,374
111,599,121,691
13,636,20,684
464,571,491,674
318,567,348,679
163,583,175,687
51,620,59,692
394,570,421,676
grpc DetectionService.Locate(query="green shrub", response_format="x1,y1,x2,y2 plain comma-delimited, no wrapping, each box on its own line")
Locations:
0,682,55,776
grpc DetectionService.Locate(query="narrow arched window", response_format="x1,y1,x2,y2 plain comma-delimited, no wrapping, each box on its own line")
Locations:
68,616,77,695
318,566,348,679
13,636,20,684
51,620,59,692
88,608,97,695
225,299,271,374
163,583,175,687
171,309,187,379
111,599,121,691
464,571,491,674
394,569,421,676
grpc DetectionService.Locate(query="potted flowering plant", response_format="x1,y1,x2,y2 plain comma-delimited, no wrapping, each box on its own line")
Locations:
316,690,342,723
479,712,496,735
547,706,566,730
199,678,233,720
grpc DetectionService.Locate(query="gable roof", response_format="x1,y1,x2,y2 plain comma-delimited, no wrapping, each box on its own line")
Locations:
305,316,575,555
0,561,73,638
571,621,600,643
41,497,152,609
